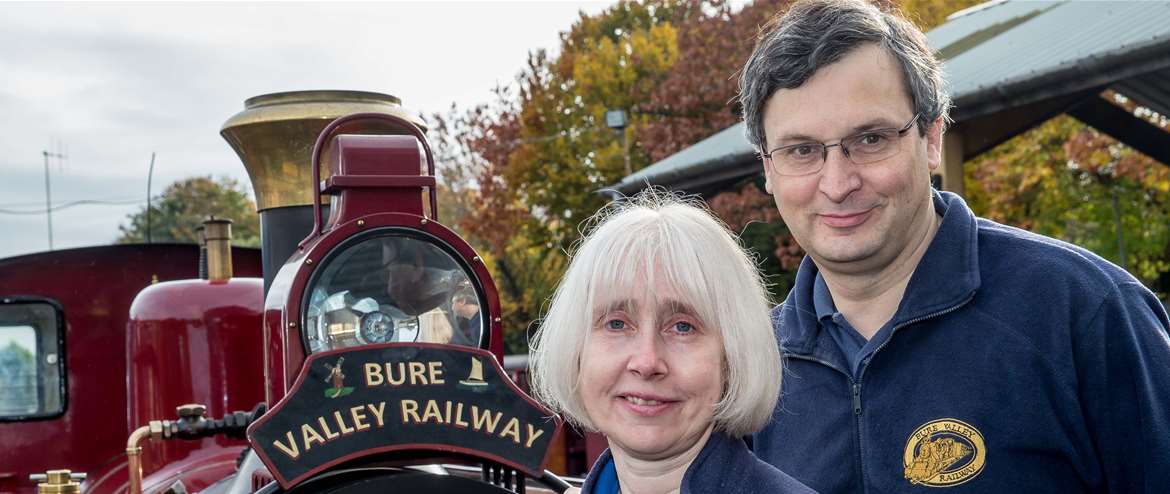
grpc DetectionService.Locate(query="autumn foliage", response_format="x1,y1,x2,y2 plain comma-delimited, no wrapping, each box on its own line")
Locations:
432,0,1170,352
966,93,1170,287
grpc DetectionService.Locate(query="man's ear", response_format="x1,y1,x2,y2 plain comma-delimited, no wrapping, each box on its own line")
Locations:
926,117,944,172
761,152,775,194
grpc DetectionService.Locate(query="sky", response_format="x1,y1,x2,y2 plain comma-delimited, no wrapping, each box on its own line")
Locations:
0,1,611,258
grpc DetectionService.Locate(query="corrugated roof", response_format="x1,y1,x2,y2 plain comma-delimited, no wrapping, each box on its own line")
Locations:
617,121,755,193
942,1,1170,114
611,0,1170,195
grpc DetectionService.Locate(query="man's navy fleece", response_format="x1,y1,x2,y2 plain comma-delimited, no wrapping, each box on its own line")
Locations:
753,191,1170,493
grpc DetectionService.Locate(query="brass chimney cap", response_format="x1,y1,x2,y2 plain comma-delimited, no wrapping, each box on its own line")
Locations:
220,90,426,211
221,90,414,129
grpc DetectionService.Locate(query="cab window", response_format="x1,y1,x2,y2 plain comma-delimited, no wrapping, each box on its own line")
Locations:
0,299,65,420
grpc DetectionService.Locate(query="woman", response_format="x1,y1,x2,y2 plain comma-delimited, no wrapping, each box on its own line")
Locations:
530,192,815,494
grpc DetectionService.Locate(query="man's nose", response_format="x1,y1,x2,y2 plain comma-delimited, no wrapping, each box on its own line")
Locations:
626,331,667,379
818,144,861,202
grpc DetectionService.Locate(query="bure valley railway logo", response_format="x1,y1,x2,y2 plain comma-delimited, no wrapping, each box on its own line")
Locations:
903,418,986,487
323,357,354,399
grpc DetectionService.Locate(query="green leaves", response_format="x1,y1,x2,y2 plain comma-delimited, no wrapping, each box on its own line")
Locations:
965,109,1170,291
432,0,1086,351
116,176,260,247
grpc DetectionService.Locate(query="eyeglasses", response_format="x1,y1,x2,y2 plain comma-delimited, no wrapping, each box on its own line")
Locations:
763,114,919,176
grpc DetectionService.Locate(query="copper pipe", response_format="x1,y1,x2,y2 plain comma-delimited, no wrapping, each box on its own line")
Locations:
126,426,152,494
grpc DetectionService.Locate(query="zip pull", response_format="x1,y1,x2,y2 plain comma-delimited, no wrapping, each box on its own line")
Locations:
852,383,862,415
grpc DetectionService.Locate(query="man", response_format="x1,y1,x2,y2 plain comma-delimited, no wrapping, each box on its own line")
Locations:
450,287,482,346
738,0,1170,492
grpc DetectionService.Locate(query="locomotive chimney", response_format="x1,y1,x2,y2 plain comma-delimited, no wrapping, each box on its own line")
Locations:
220,90,426,294
203,217,233,281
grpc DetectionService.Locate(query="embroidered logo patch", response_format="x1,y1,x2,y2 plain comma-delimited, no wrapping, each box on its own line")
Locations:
903,418,986,487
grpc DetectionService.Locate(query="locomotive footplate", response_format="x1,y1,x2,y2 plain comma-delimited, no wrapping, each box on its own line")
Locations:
247,343,561,488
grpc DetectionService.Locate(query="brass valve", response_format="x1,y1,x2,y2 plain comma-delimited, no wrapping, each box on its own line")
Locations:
36,470,80,494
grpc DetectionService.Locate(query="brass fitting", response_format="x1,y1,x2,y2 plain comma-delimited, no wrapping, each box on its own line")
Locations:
203,218,233,282
126,426,152,494
36,469,80,494
125,402,258,494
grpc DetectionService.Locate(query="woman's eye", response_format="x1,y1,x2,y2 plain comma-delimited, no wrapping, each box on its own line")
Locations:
671,321,695,334
605,319,627,330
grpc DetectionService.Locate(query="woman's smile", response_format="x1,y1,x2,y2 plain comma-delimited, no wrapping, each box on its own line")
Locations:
580,278,725,460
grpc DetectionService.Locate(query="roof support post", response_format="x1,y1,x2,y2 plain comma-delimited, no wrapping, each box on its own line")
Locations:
939,129,966,196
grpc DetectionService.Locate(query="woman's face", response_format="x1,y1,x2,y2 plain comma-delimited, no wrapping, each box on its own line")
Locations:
579,278,724,461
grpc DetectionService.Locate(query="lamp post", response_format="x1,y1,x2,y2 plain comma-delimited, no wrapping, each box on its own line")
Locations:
605,109,631,176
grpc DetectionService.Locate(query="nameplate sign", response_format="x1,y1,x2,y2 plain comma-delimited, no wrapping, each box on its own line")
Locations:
247,343,560,488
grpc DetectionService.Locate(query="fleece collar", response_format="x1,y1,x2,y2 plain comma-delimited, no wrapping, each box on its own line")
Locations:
778,191,982,356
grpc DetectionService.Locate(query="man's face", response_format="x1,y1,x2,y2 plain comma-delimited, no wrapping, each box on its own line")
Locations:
760,43,942,274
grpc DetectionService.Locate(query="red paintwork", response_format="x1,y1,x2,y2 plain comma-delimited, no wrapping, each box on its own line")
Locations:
322,134,432,222
264,123,504,405
84,446,244,494
127,277,265,475
0,244,261,494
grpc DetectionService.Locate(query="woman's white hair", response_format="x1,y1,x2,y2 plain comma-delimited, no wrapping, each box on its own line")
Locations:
529,189,781,437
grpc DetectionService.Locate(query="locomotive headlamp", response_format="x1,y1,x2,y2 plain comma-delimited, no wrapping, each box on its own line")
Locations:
260,112,505,404
303,230,484,352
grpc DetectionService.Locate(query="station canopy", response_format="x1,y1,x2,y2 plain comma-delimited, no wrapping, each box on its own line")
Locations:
608,0,1170,197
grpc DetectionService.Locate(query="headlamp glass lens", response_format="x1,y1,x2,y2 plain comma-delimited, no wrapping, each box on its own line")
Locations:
304,233,485,353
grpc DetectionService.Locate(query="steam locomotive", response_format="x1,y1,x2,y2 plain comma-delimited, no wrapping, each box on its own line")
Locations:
0,91,575,494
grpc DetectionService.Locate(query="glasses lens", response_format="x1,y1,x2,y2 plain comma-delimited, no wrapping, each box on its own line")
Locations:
843,129,901,164
771,143,824,175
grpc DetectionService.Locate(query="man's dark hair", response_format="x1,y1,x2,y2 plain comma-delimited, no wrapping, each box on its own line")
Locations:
738,0,950,149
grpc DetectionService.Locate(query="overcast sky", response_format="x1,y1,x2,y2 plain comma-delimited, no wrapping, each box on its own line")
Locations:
0,1,611,258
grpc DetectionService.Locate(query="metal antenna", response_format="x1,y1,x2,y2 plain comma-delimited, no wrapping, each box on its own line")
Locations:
146,152,156,243
42,148,67,250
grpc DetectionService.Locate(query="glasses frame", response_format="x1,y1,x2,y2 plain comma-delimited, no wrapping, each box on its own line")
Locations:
763,113,920,176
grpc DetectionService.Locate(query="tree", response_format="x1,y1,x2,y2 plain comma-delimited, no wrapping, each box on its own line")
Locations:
117,176,260,247
432,1,688,352
0,341,36,414
432,0,1023,353
965,97,1170,290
